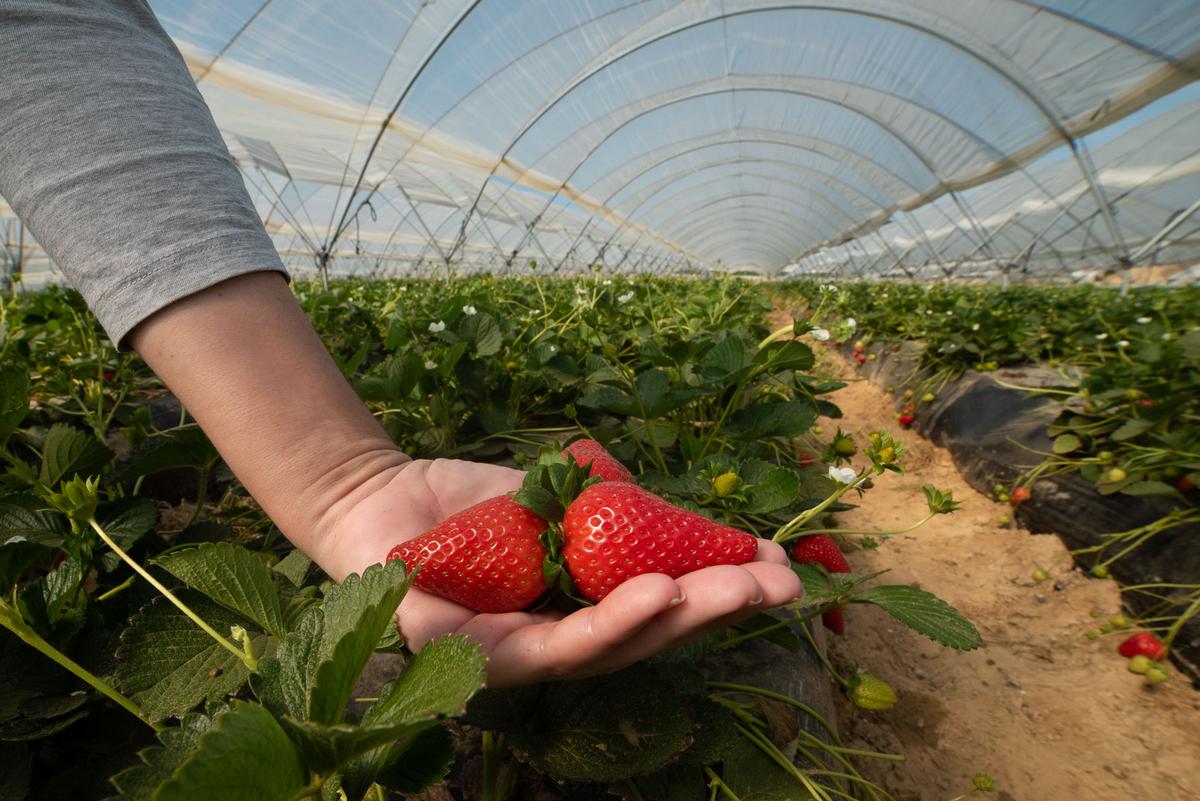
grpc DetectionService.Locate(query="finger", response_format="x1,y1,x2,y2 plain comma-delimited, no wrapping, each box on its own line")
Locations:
483,572,682,687
753,538,791,566
454,609,560,654
395,588,477,650
587,562,800,675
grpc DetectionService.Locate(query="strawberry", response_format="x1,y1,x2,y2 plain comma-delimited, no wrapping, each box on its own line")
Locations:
790,534,850,573
560,482,757,602
1178,475,1197,493
848,672,897,710
791,534,850,634
897,413,916,428
1010,486,1031,506
821,608,845,635
386,495,549,613
562,439,635,483
1117,631,1165,661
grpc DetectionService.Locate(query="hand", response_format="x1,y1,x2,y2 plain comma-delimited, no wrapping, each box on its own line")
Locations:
321,458,803,688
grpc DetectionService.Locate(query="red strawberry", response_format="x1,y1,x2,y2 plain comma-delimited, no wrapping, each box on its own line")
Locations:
791,534,850,634
561,482,757,601
790,534,850,573
1178,475,1196,493
1010,486,1032,506
1117,631,1165,661
898,413,916,428
797,451,816,468
821,608,845,635
387,495,549,613
563,439,635,483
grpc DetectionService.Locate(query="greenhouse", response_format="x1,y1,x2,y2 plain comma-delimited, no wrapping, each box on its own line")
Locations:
1,2,1198,800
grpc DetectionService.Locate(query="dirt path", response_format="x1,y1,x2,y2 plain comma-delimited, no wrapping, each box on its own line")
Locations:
808,347,1200,801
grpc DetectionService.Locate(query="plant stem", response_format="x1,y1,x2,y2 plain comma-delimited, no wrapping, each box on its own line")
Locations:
88,517,254,670
707,681,840,742
0,599,161,732
704,767,743,801
1161,595,1200,652
97,574,136,602
796,617,848,687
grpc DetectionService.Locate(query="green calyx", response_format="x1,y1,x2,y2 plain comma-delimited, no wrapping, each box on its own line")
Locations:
512,451,601,524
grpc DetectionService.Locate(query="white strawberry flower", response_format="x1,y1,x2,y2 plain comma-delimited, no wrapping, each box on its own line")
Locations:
424,359,437,369
602,279,612,285
971,323,980,331
828,465,857,485
462,304,477,316
1136,316,1151,324
1095,333,1108,340
428,320,446,333
1117,340,1130,348
617,291,635,304
810,327,831,341
846,318,857,330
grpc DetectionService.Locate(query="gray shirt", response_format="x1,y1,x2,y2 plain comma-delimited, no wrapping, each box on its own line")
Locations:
0,0,287,346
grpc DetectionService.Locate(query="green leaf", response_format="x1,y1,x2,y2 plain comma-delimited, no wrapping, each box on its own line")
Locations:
634,369,669,416
466,664,692,782
374,725,455,794
854,585,981,650
0,494,69,548
116,594,260,721
276,716,433,775
1110,417,1155,441
703,335,748,376
724,400,816,440
117,428,219,481
720,730,809,800
0,741,31,801
754,339,815,372
341,634,487,798
462,312,503,357
153,542,286,637
1052,433,1082,454
154,702,308,801
743,468,801,514
95,497,158,571
107,712,214,801
1120,480,1184,500
254,560,413,725
0,361,30,445
38,424,114,487
272,549,312,588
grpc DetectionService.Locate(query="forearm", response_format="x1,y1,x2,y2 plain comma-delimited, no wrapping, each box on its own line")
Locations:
127,272,411,569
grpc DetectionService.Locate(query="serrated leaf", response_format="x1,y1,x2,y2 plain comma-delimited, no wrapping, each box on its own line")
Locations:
1052,433,1082,454
703,335,748,376
254,560,413,725
743,468,801,514
0,494,69,547
116,428,219,481
462,312,502,357
1120,480,1184,500
466,664,691,782
154,702,307,801
116,594,260,721
38,424,114,487
724,400,816,440
0,361,30,445
754,339,815,372
272,549,312,588
0,706,88,740
277,716,432,774
375,725,455,794
341,634,487,799
153,543,286,637
95,497,158,571
854,585,981,650
721,730,809,800
107,712,214,800
1110,417,1155,441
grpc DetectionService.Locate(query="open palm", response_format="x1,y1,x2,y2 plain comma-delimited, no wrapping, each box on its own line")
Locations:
322,458,802,687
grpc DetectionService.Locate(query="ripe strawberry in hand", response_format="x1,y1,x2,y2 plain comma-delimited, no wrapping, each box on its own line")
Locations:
790,534,850,634
563,439,636,483
386,495,549,613
561,482,758,602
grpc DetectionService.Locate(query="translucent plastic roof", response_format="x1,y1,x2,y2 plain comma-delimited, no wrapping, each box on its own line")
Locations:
5,1,1200,283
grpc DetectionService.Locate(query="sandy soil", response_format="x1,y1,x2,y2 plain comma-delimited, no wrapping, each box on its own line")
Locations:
803,346,1200,801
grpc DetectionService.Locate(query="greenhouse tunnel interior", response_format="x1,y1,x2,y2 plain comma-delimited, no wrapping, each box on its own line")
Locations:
3,0,1198,287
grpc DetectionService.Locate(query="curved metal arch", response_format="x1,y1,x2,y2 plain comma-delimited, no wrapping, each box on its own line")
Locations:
692,224,800,258
598,132,908,214
470,84,952,268
641,190,847,245
669,206,826,253
612,156,874,231
450,2,1127,269
532,70,1007,197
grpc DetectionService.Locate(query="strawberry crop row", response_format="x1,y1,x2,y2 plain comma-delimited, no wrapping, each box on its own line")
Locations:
780,279,1200,686
0,276,980,800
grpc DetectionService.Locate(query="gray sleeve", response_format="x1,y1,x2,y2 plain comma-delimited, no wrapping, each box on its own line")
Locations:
0,0,288,347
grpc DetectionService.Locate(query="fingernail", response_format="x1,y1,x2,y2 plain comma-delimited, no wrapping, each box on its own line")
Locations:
789,595,804,604
747,593,764,607
669,592,687,607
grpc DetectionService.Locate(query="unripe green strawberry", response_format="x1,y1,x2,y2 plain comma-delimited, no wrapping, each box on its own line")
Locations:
921,392,936,403
1104,467,1127,483
833,435,857,457
848,672,897,711
1097,450,1114,462
712,472,739,496
1092,565,1110,578
972,774,995,792
1127,655,1152,674
1144,664,1170,685
1031,568,1049,582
